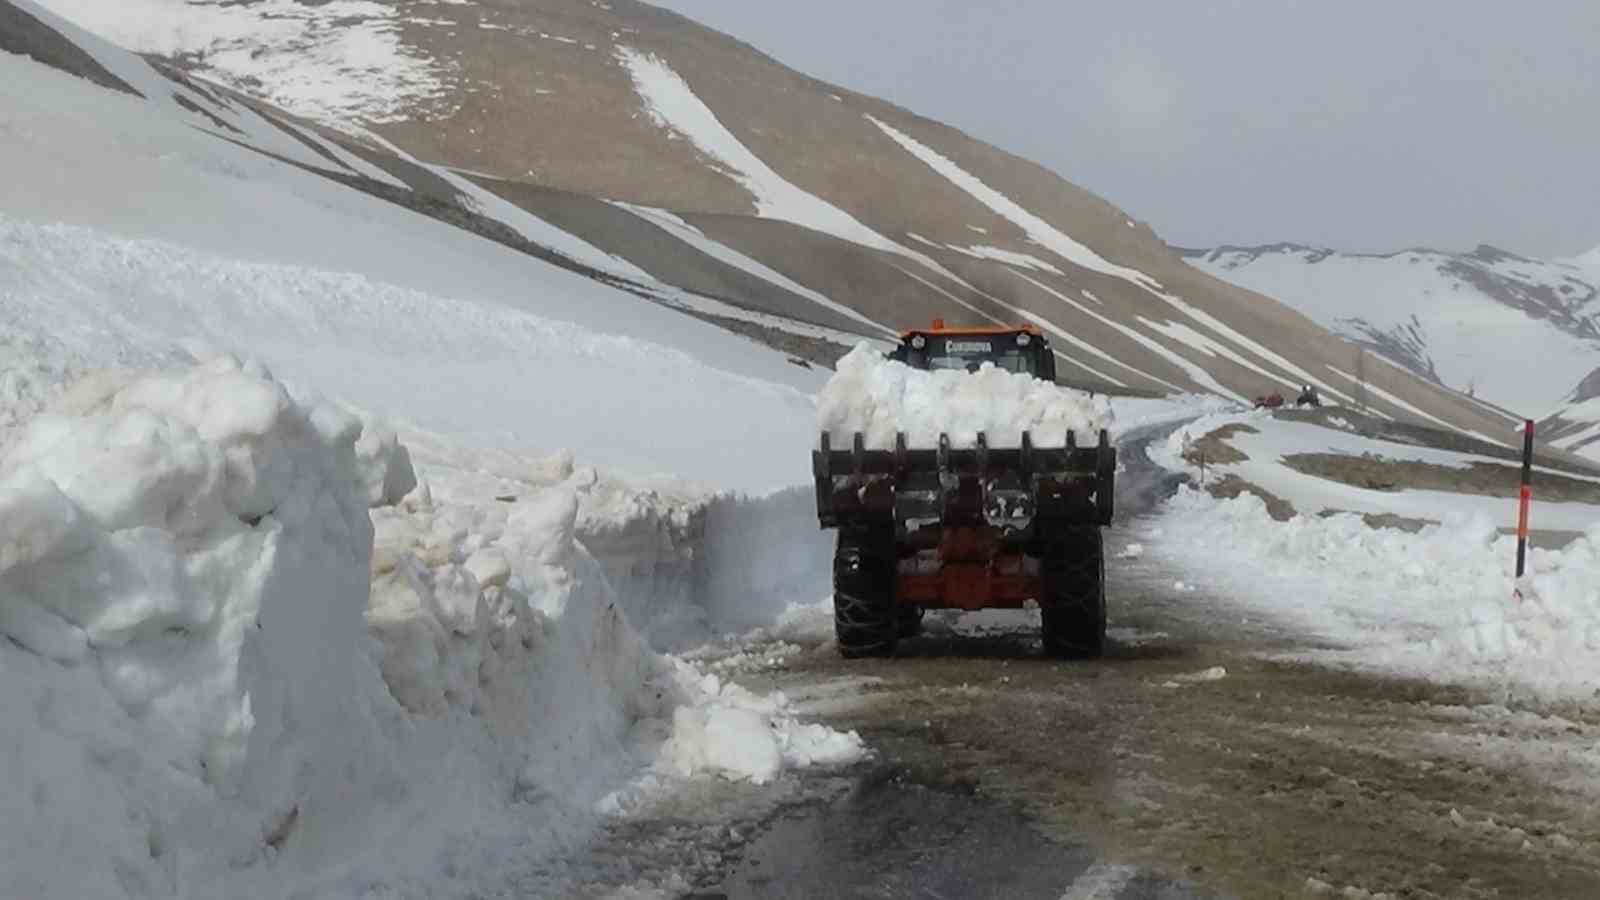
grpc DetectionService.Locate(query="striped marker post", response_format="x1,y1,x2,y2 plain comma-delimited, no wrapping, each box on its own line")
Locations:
1515,419,1534,585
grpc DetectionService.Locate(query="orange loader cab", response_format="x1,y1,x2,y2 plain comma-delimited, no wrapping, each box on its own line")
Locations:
889,320,1058,382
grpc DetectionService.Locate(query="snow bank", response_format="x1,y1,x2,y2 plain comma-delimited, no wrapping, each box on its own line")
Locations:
377,467,862,792
698,487,835,637
0,361,864,898
0,357,390,898
818,343,1113,449
1157,487,1600,703
552,480,832,649
1154,412,1600,531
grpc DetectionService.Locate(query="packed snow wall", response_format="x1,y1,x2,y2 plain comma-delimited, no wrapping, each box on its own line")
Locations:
573,481,833,649
0,359,854,899
697,486,835,637
0,359,398,896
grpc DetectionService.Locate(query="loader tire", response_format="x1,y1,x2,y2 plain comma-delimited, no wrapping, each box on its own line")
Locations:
833,526,898,658
896,605,925,639
1040,527,1106,659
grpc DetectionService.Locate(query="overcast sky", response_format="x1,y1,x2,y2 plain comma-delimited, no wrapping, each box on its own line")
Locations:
646,0,1600,258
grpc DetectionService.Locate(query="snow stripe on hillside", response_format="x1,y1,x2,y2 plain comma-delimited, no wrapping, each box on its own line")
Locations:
617,48,978,296
615,202,893,335
340,127,655,283
443,171,658,282
1011,272,1226,398
908,235,1065,276
950,244,1064,275
1150,292,1356,407
278,119,413,190
867,115,1163,292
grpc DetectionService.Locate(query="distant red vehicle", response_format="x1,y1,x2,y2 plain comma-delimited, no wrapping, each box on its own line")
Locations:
1253,392,1285,409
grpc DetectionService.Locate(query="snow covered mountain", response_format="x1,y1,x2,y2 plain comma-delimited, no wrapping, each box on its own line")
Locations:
10,0,1532,452
1182,242,1600,460
1182,242,1600,412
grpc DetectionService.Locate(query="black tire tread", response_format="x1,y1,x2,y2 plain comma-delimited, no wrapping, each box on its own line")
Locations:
833,526,898,658
1039,526,1106,659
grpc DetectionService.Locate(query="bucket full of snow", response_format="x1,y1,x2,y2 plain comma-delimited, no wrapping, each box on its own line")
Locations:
816,343,1112,449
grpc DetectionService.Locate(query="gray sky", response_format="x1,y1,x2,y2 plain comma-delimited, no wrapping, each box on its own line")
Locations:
646,0,1600,258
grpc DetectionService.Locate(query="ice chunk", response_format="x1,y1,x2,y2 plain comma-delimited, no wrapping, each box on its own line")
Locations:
1172,666,1227,683
0,471,88,572
354,419,418,508
464,547,512,590
668,704,784,785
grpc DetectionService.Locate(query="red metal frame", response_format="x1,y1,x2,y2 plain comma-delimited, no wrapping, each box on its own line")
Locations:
895,527,1040,610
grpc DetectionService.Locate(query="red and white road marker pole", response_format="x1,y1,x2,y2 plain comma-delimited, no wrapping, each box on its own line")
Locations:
1513,419,1534,600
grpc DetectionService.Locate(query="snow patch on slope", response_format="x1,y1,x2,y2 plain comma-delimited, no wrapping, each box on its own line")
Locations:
32,0,455,124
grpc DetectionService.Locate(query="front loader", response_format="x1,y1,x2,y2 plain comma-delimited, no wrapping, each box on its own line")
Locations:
812,323,1116,658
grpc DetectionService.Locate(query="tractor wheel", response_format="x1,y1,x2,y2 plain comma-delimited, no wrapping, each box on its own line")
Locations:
833,526,898,659
896,605,925,639
1040,526,1106,659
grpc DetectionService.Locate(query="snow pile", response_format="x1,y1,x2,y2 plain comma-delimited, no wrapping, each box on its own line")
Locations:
0,331,86,449
658,666,865,786
354,419,418,507
817,343,1113,449
0,357,392,898
1157,487,1600,701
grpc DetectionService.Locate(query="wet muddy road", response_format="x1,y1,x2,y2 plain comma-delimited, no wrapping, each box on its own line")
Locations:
567,434,1600,899
739,550,1600,899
